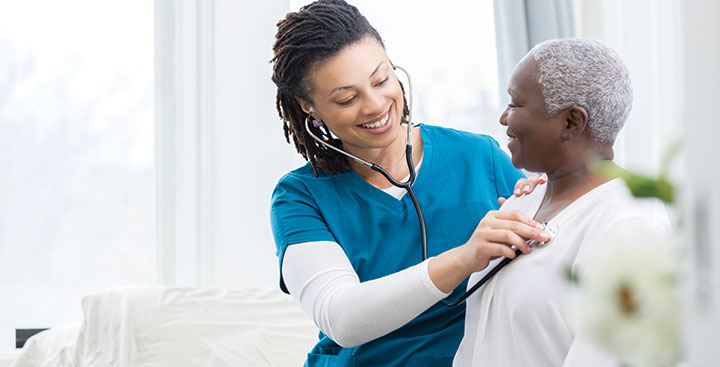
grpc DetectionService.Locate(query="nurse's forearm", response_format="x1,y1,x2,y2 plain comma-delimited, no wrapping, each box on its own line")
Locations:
427,246,473,293
282,241,449,348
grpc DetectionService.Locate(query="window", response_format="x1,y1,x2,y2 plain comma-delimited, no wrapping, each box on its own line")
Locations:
0,0,154,350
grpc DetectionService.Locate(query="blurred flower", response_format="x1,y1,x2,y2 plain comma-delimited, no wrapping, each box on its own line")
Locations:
574,227,681,367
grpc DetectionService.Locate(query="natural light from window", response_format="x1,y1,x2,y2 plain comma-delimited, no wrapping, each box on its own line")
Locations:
0,0,154,351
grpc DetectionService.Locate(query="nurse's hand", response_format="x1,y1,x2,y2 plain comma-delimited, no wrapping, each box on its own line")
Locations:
498,173,547,206
460,210,548,272
427,210,549,293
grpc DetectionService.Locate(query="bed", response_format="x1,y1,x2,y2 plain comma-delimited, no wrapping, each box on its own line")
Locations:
7,286,317,367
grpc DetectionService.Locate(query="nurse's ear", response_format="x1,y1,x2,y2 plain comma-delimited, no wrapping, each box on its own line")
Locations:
298,99,315,117
561,106,589,141
298,100,325,129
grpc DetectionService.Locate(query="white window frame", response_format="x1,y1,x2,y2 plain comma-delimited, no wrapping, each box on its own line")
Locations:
153,0,294,288
154,0,216,287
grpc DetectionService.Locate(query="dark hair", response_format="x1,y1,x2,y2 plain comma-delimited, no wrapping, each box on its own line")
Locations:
271,0,407,176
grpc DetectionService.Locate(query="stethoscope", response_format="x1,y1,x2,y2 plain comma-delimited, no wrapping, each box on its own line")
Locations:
304,65,558,306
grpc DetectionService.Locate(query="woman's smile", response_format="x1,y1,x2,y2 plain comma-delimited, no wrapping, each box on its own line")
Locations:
506,130,517,146
358,104,394,134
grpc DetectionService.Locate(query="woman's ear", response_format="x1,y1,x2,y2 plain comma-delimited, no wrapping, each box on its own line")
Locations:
297,99,313,116
562,106,589,140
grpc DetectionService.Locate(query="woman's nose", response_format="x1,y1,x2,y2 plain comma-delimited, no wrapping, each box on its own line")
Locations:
499,108,509,126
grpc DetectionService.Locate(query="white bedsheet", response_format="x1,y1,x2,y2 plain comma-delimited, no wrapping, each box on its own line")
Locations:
10,286,318,367
0,352,21,367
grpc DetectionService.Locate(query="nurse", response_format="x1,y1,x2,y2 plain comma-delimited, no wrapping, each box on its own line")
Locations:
269,1,547,365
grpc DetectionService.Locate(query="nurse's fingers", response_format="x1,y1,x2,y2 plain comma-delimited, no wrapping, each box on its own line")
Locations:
481,229,536,254
513,178,528,196
489,242,518,259
481,211,549,248
484,209,542,229
497,197,507,206
513,173,547,197
477,242,518,261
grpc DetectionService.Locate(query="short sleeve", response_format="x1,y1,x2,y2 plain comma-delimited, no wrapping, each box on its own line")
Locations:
488,137,525,200
270,173,337,292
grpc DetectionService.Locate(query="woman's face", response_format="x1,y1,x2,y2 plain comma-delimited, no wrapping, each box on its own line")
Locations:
499,55,565,173
301,36,405,156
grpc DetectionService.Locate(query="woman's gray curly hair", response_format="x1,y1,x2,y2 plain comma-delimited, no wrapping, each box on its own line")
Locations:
529,38,633,145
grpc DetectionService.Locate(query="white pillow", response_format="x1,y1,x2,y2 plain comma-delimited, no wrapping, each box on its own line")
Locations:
73,286,317,367
0,353,21,367
10,323,81,367
10,286,318,367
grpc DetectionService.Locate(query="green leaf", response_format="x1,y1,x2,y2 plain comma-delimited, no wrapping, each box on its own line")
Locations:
591,161,675,204
565,266,579,284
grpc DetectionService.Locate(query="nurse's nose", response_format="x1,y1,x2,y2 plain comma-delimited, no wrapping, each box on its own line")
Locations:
361,90,386,116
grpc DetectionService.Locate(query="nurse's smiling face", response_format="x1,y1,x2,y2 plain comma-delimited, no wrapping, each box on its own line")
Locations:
300,36,405,158
499,55,566,173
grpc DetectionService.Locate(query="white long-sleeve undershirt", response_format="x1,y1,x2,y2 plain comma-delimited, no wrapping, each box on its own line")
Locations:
281,241,449,348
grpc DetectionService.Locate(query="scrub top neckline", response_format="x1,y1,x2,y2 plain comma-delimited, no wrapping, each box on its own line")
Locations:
342,124,433,208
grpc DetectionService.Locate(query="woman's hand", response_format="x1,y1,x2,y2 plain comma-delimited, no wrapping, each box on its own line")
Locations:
498,173,548,206
428,210,549,293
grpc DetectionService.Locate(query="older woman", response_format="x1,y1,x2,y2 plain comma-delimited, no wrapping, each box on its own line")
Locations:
453,39,670,366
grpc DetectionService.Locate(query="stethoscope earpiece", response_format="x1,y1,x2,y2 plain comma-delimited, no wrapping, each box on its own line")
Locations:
392,65,413,144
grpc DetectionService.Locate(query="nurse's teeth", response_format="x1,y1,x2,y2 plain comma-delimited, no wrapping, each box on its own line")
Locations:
362,113,389,128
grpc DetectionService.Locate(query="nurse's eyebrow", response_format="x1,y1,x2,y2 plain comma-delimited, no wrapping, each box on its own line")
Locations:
369,61,384,78
329,61,385,96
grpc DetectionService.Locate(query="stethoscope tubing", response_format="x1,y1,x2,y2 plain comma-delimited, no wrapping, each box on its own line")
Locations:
441,249,523,306
304,117,428,261
302,64,530,307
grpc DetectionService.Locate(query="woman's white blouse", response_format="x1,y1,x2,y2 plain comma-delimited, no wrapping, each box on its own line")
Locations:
453,178,670,367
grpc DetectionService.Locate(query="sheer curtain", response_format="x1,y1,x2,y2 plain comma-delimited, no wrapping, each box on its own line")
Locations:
493,0,577,103
578,0,683,178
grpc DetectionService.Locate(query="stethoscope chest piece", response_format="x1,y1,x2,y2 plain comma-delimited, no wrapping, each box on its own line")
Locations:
531,222,560,249
441,221,561,307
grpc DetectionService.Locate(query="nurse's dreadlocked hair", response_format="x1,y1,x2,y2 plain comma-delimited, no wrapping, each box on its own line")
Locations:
271,0,408,176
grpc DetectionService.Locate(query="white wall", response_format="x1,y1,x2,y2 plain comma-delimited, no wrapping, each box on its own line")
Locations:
681,0,720,364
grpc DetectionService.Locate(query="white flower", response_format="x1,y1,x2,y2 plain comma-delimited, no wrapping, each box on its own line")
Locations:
574,224,681,367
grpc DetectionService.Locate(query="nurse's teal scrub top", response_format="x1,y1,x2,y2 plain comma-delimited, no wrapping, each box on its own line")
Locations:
270,124,523,367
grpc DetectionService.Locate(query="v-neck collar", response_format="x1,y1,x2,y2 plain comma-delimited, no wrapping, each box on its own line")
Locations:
521,178,625,227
